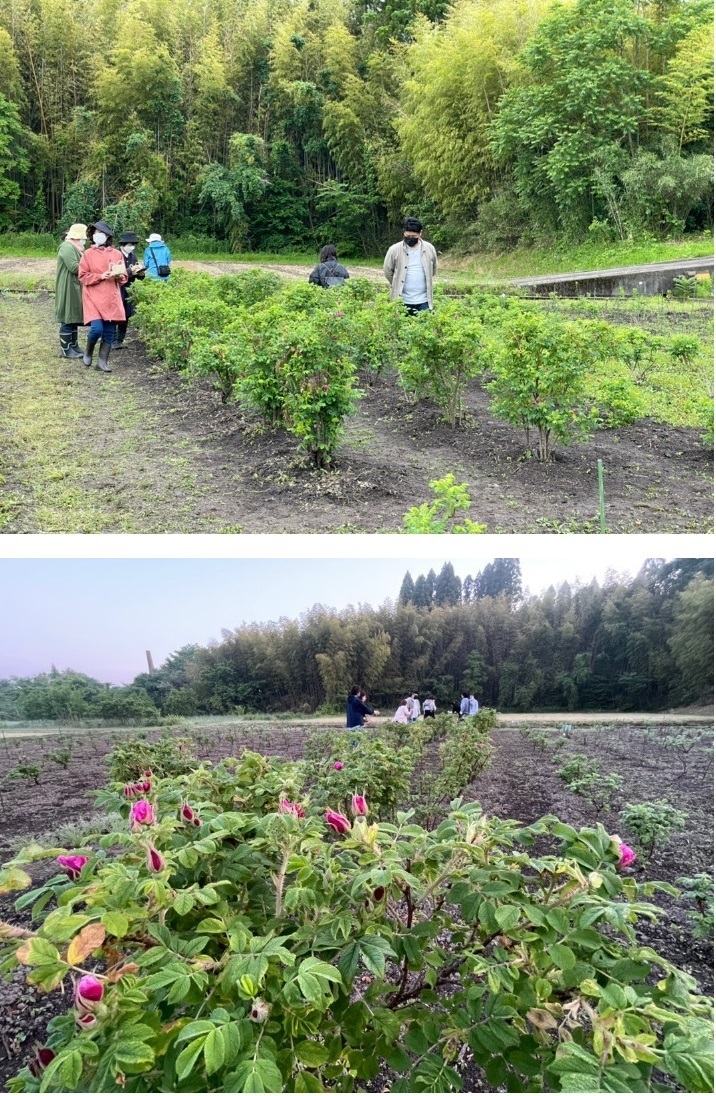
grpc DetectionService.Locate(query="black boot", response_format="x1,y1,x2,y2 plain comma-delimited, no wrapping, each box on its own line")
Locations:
60,330,83,358
70,329,85,358
97,340,112,373
83,339,97,367
114,322,127,350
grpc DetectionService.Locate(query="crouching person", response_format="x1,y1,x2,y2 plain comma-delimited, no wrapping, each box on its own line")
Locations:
78,220,128,373
56,224,87,358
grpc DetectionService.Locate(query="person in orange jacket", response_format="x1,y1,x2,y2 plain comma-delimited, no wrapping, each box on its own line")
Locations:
78,220,128,373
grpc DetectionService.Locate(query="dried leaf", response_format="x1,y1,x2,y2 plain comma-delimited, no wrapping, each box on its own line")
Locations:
107,962,140,983
16,940,34,964
67,923,106,965
0,920,32,940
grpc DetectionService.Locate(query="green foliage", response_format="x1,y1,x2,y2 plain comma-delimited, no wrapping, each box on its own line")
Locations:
1,751,712,1094
215,271,283,309
397,301,488,426
487,311,610,460
619,800,688,862
676,873,714,941
49,747,72,770
403,474,487,534
107,735,198,784
305,731,414,821
5,761,42,785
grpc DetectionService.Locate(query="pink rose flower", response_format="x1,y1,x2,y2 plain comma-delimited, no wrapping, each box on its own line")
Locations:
146,845,166,873
325,810,351,835
618,843,636,869
56,854,89,881
333,761,344,771
142,781,152,793
130,799,155,827
351,793,368,817
76,1012,97,1030
75,975,104,1012
192,816,202,827
29,1049,56,1077
180,804,195,823
123,784,134,798
279,799,306,818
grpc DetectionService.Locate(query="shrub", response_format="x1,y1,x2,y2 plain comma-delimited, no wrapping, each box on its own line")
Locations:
619,800,688,862
486,312,605,460
567,771,623,815
557,754,600,782
397,301,488,426
215,270,283,309
403,474,487,534
6,761,42,785
107,735,197,784
0,759,712,1094
676,873,714,941
304,730,414,820
49,746,72,770
612,328,663,386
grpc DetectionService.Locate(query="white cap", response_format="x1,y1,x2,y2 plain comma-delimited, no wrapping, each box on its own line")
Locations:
146,233,162,243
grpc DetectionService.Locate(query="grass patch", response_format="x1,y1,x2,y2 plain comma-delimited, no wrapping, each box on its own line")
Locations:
4,811,124,853
0,272,56,292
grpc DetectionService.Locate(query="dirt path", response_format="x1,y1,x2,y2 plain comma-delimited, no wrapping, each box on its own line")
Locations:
0,256,386,283
1,293,712,534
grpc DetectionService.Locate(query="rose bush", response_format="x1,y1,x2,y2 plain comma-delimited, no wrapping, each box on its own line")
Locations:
1,748,712,1094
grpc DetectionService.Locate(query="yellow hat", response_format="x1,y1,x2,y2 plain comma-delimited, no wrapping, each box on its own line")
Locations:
65,223,87,240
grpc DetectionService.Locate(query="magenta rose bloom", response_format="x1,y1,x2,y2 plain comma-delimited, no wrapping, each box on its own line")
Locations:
56,854,89,881
130,799,155,827
333,761,344,771
75,975,104,1012
279,799,306,818
618,843,636,869
29,1048,56,1077
325,810,351,835
351,793,368,817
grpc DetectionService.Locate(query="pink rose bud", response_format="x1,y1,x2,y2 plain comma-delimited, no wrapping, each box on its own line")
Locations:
29,1048,56,1076
333,761,344,771
76,1012,98,1030
144,770,153,778
279,799,306,818
192,816,202,827
133,782,145,793
351,793,368,817
75,975,104,1012
373,886,386,902
618,843,636,869
56,854,89,882
250,999,270,1023
146,845,166,873
142,781,152,793
325,810,351,835
130,799,155,827
181,804,195,823
123,784,134,798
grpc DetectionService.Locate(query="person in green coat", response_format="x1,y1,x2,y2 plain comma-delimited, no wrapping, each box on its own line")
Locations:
55,224,87,358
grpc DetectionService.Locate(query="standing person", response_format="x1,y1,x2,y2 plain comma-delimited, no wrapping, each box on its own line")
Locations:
55,224,87,358
423,696,436,719
346,686,378,731
382,217,438,314
143,232,172,281
392,699,411,724
410,693,420,722
308,244,350,289
459,692,470,720
114,232,146,349
469,693,479,716
78,221,127,373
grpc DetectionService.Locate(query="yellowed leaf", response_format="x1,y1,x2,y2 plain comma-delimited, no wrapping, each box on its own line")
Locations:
0,866,32,894
107,962,140,983
66,923,106,965
16,940,34,964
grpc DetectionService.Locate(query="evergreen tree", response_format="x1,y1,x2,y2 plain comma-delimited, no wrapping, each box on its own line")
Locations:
474,559,522,602
398,570,416,606
434,561,462,606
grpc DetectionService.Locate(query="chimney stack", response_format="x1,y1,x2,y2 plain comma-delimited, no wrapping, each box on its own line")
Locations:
146,650,155,673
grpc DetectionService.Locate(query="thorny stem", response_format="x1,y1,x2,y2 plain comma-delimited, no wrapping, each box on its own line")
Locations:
274,847,292,918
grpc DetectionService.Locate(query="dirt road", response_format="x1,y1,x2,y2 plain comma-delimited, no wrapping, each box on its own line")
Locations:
0,256,385,283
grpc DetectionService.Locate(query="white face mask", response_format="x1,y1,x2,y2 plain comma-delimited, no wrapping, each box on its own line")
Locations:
93,232,108,246
121,245,133,255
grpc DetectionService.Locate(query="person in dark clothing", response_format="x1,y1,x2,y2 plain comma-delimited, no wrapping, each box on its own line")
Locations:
114,231,146,349
309,244,350,289
346,685,379,729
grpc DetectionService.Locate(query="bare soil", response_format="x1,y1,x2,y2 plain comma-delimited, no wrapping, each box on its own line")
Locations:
0,718,712,1090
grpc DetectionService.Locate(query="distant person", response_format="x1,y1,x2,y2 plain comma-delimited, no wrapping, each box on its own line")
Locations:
392,700,411,724
115,231,146,349
78,221,127,373
410,693,420,722
469,693,479,716
451,700,461,715
423,696,436,719
143,232,172,281
346,686,378,730
459,692,470,720
383,216,438,314
309,244,349,289
55,224,87,359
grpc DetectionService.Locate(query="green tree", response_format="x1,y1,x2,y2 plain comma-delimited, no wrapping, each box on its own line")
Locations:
669,576,714,699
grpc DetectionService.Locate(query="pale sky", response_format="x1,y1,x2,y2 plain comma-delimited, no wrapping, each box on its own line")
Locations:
0,548,692,684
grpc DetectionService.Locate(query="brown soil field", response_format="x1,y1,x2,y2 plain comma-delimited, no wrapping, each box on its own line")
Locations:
0,717,712,1090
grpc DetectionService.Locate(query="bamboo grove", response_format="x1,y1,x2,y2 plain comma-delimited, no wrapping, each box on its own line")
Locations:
0,0,713,253
0,558,712,722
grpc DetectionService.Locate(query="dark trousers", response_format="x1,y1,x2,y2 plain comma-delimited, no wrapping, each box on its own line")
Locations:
59,322,79,338
404,301,430,316
88,319,116,347
116,321,128,344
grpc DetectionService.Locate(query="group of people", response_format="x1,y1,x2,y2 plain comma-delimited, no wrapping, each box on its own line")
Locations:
345,685,480,731
309,216,438,315
55,223,172,373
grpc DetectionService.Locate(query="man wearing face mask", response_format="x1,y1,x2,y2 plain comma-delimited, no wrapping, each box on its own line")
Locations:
78,220,128,373
115,231,146,350
383,217,438,314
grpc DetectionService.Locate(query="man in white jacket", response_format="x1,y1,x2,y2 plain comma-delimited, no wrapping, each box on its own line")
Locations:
383,217,438,314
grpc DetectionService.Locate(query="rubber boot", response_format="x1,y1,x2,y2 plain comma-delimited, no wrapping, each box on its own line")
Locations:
59,331,74,358
97,340,112,373
69,329,85,358
83,339,97,367
114,322,127,350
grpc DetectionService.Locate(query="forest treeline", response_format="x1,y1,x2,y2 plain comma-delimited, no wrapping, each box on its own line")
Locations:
0,558,712,723
0,0,713,254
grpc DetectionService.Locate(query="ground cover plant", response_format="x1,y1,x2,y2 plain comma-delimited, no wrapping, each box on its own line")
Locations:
0,713,714,1095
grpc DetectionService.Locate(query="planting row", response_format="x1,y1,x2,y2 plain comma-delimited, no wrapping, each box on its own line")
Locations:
131,271,713,468
0,718,713,1094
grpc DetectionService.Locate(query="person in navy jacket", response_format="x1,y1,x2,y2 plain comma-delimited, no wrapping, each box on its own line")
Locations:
346,686,379,729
